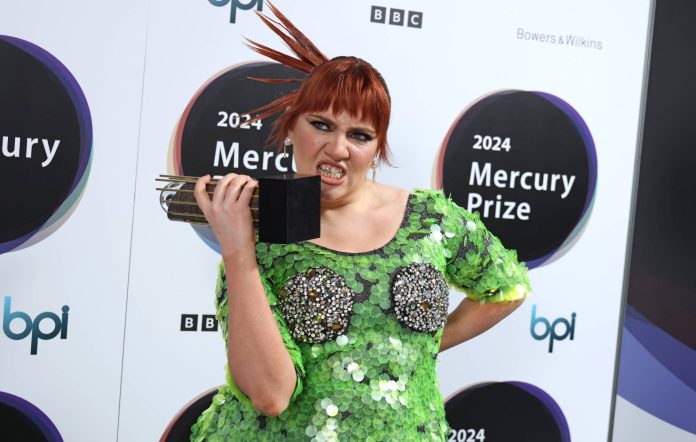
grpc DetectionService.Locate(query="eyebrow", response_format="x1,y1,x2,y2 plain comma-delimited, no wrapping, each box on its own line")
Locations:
308,114,376,135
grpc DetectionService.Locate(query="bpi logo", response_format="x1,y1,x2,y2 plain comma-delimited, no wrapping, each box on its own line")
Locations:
208,0,263,23
2,296,69,355
371,5,423,28
530,305,576,353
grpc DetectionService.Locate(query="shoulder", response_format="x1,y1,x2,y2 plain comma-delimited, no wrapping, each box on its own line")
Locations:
364,183,410,220
411,187,444,202
410,188,465,217
406,189,486,243
370,182,409,206
412,188,481,218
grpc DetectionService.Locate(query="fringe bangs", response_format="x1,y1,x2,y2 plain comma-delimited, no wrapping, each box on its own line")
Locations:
246,2,392,164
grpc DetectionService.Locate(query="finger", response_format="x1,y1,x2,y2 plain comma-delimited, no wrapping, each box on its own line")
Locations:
193,175,212,215
211,173,237,208
236,177,258,207
223,175,253,206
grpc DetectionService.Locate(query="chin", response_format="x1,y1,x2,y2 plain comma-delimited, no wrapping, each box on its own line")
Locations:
319,187,342,201
319,183,350,202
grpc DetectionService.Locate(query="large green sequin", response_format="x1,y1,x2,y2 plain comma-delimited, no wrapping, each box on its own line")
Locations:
190,189,530,441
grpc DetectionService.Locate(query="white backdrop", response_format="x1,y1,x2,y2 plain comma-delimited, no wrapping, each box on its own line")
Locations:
0,1,147,440
0,1,652,441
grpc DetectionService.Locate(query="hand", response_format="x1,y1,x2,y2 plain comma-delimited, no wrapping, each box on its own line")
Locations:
194,173,258,258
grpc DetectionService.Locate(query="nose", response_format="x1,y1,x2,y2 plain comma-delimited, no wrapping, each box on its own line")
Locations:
323,132,350,160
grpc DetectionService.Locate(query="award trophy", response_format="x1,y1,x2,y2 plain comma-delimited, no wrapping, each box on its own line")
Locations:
156,173,320,244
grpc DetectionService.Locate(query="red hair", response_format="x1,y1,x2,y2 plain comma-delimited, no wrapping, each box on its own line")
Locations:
246,3,392,165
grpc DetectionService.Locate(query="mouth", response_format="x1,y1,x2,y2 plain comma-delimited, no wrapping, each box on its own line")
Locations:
316,162,346,182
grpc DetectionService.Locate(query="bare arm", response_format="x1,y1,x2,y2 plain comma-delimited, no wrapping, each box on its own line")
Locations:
224,251,296,416
195,173,296,416
439,298,524,352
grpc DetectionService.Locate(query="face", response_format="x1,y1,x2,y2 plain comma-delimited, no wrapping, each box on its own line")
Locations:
287,110,378,203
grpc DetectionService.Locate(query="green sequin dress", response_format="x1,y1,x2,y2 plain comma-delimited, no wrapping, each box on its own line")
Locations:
190,189,530,441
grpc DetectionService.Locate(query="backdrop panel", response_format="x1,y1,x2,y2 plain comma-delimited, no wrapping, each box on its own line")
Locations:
0,1,656,441
0,1,147,441
432,2,652,441
612,0,696,439
119,1,651,441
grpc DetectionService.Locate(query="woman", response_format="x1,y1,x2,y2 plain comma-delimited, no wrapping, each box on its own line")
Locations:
191,4,530,441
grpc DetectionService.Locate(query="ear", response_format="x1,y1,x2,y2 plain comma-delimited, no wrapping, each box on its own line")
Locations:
285,112,302,143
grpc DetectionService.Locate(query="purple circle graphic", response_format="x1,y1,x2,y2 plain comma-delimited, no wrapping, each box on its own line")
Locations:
445,381,571,442
436,90,597,268
0,36,92,254
161,387,219,442
167,61,302,252
0,391,63,441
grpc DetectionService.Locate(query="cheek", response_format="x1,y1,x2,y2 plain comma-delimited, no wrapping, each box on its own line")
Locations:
293,128,316,150
292,141,320,169
351,147,377,170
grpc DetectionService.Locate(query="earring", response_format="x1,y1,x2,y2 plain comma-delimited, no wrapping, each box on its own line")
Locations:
283,136,292,156
370,158,377,182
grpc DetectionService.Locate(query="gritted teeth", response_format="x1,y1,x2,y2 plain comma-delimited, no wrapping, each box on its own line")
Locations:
317,163,345,179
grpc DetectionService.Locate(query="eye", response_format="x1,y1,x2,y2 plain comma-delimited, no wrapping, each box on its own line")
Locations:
310,120,330,131
350,131,373,142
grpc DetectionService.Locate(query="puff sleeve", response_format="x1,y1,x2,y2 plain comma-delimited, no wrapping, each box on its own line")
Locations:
436,193,531,303
213,261,306,408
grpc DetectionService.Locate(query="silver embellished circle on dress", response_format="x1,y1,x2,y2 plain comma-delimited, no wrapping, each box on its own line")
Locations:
279,267,355,344
390,263,449,333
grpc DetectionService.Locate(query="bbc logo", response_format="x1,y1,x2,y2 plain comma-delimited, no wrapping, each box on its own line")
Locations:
371,6,423,28
180,314,218,332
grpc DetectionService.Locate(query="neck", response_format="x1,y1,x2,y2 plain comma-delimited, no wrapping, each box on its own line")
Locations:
320,180,376,213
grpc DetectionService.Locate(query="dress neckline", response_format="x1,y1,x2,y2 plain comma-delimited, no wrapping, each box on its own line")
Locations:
302,192,414,256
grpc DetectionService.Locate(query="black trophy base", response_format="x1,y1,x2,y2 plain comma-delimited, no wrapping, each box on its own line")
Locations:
258,174,320,244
